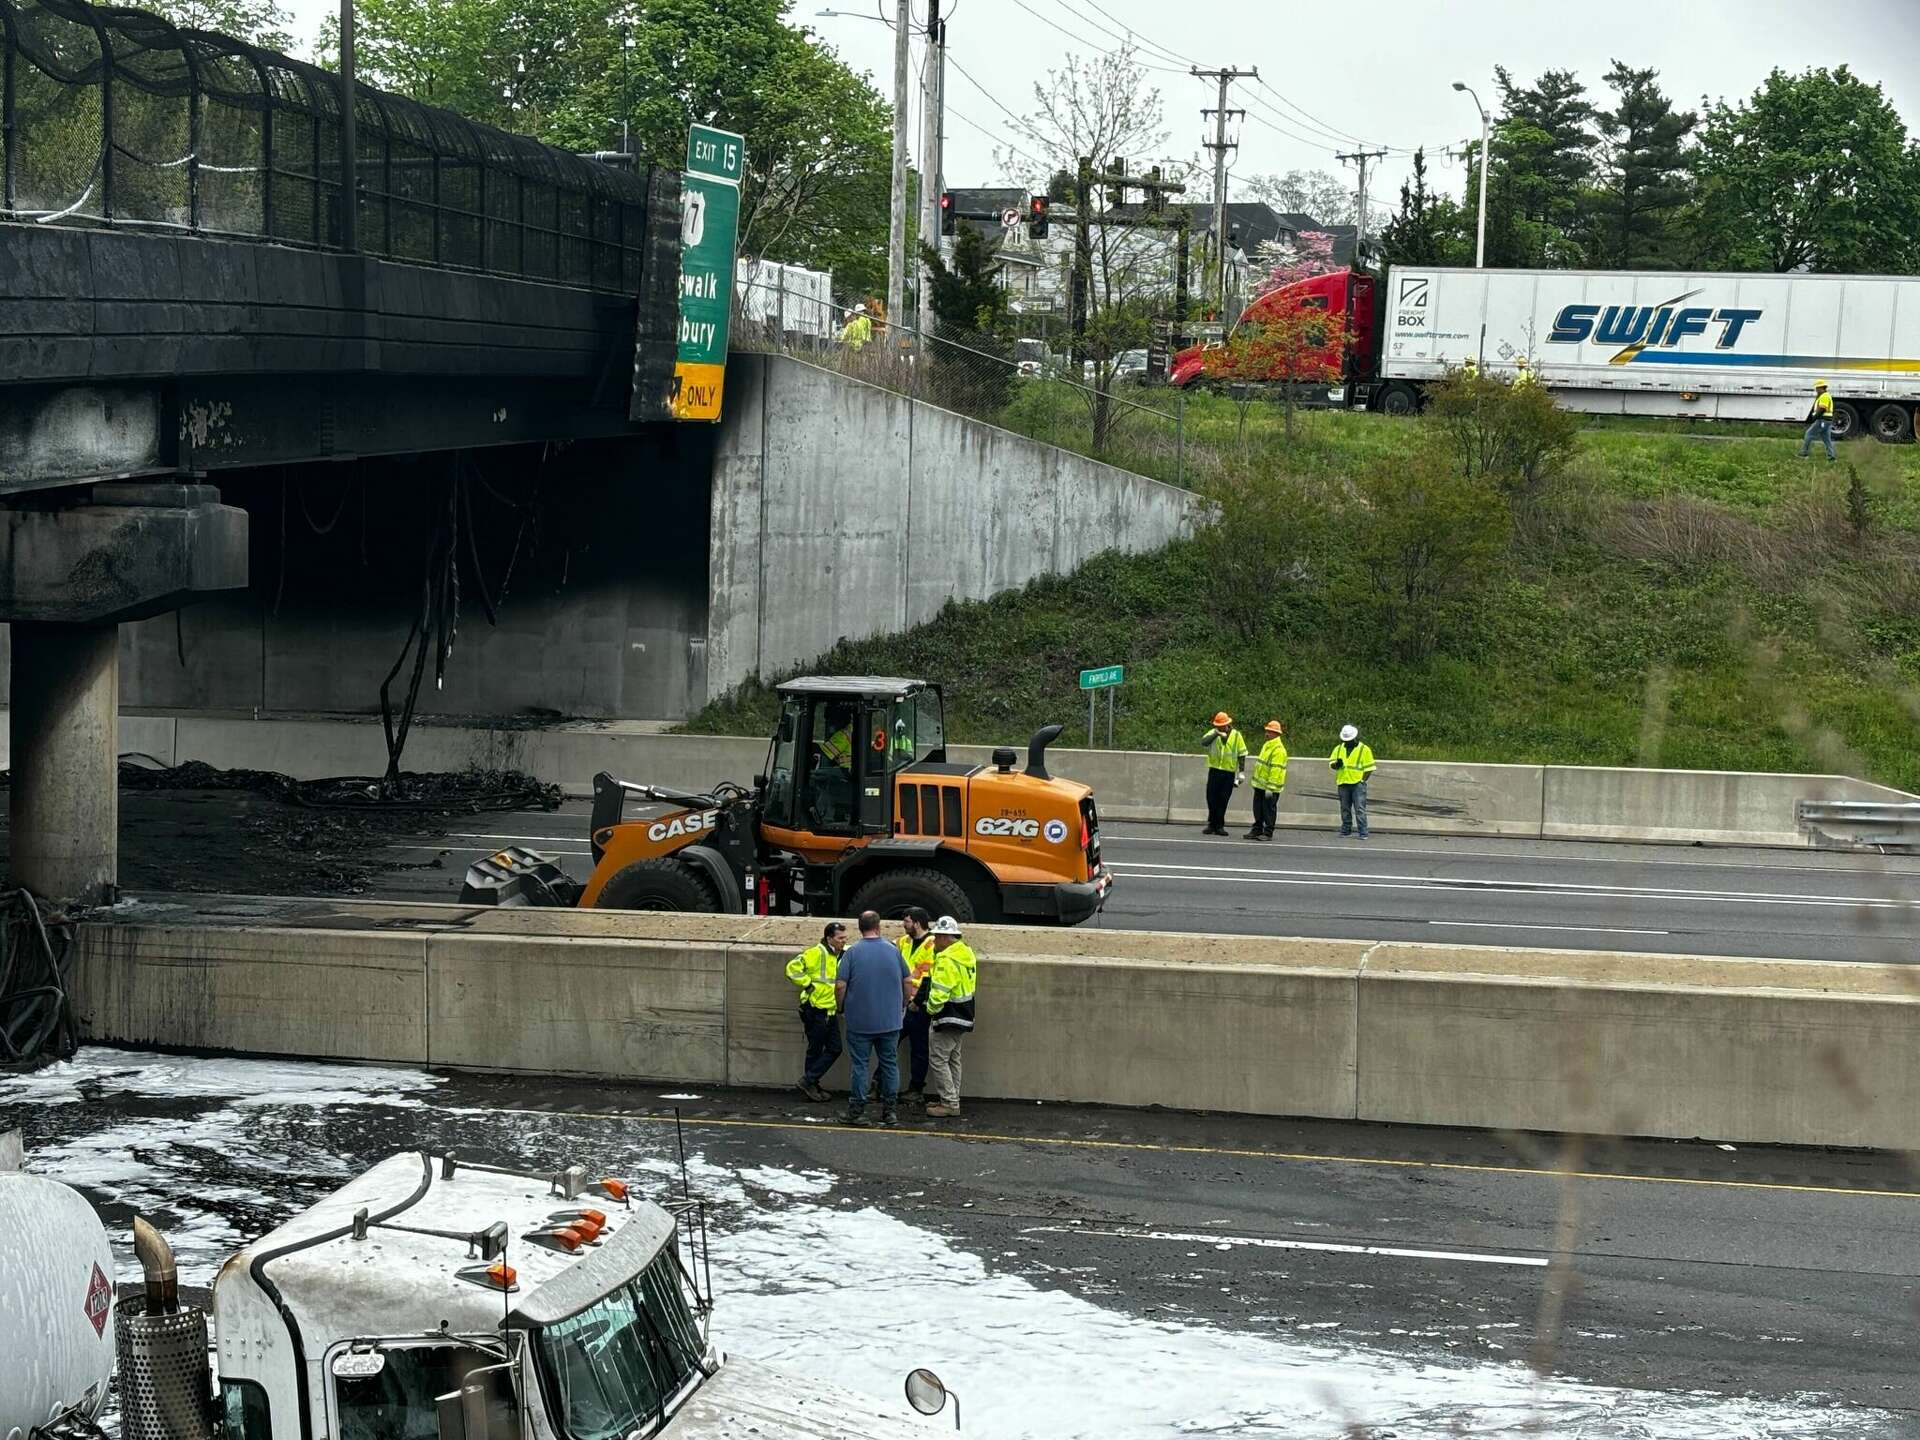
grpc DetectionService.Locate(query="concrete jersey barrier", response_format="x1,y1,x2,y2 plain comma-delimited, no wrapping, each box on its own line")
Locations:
68,898,1920,1151
67,714,1918,849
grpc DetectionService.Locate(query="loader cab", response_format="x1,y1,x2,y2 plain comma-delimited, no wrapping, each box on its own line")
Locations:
762,677,945,836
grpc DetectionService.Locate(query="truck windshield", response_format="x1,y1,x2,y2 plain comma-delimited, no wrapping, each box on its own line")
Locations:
534,1251,707,1439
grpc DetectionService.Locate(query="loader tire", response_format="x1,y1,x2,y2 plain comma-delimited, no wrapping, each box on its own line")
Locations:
595,858,720,913
847,866,975,925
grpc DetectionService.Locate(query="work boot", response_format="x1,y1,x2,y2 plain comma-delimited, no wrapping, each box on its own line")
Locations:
901,1088,926,1104
846,1109,872,1128
925,1103,961,1118
882,1108,899,1128
801,1082,831,1103
1242,827,1261,839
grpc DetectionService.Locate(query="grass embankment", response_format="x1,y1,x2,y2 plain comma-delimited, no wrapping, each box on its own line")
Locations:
690,402,1920,791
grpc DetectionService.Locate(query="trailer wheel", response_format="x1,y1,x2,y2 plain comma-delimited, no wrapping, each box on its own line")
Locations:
1830,401,1862,441
1377,382,1418,417
847,866,975,924
594,858,720,913
1871,403,1914,444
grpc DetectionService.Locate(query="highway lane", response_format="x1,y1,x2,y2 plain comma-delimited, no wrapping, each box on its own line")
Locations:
10,1049,1917,1431
374,802,1920,963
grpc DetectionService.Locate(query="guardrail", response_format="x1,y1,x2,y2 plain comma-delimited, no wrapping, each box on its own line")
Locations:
1797,800,1920,852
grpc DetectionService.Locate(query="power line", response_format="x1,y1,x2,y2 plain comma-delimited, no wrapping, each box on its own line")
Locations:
1007,0,1189,73
1041,0,1197,70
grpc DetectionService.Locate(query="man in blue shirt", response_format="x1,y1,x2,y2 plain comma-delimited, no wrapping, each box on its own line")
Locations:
834,909,914,1127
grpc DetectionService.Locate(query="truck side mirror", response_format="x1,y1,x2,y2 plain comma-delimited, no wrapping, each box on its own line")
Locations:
436,1363,521,1440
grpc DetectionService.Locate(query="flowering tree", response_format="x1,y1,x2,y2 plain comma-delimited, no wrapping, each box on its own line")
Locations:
1249,229,1338,304
1201,286,1349,443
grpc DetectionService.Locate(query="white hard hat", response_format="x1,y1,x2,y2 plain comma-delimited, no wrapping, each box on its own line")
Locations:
1340,724,1359,743
931,915,963,936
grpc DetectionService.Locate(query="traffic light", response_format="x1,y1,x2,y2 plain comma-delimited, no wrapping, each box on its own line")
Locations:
939,191,956,237
1028,194,1050,239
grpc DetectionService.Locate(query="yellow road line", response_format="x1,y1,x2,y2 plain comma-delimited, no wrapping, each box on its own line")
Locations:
455,1103,1920,1202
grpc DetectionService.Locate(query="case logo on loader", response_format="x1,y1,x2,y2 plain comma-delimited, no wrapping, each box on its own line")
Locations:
975,816,1040,839
648,810,719,843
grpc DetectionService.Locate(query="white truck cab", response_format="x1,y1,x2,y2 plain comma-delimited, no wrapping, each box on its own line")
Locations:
208,1151,917,1440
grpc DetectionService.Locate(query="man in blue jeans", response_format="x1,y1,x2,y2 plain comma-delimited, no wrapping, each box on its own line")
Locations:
1330,723,1376,840
834,909,914,1127
1798,379,1836,461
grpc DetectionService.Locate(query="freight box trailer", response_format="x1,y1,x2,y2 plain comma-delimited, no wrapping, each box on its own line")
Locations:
1173,265,1920,442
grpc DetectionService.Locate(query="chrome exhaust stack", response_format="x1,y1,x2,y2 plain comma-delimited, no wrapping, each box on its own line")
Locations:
117,1215,216,1440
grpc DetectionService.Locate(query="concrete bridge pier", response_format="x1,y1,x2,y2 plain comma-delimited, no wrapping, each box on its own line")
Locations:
0,483,247,905
10,623,118,903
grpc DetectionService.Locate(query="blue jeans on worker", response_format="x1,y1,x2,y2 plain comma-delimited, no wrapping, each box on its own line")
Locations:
1800,418,1835,460
845,1030,900,1116
1339,780,1369,838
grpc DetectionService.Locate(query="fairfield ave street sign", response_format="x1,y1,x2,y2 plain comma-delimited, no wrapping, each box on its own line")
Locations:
671,124,745,422
1079,665,1124,690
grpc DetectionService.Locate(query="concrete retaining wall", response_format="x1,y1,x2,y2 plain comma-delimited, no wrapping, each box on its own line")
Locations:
707,354,1200,694
54,716,1914,849
68,901,1920,1150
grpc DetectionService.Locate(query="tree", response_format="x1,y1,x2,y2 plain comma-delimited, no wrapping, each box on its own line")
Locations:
919,225,1014,411
1494,66,1596,234
1247,229,1337,301
1201,271,1348,443
1425,370,1580,506
1349,447,1511,659
1195,468,1325,642
997,44,1179,453
332,0,895,295
1237,169,1354,226
1688,66,1920,274
146,0,293,47
1590,61,1696,268
1377,149,1466,268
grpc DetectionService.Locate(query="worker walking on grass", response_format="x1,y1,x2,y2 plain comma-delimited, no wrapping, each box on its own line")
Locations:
1799,380,1836,461
1245,720,1288,841
1200,712,1247,836
923,916,977,1118
787,921,847,1102
896,907,935,1102
835,910,914,1128
1330,724,1376,840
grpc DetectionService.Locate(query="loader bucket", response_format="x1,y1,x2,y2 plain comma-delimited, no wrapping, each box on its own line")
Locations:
459,847,584,907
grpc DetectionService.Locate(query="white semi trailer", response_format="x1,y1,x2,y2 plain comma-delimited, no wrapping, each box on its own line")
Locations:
4,1151,924,1440
1377,265,1920,440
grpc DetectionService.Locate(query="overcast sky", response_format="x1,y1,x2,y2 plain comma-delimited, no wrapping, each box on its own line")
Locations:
285,0,1920,215
819,0,1920,209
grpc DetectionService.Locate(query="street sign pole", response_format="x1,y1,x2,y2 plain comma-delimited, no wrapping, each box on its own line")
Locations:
1078,664,1125,749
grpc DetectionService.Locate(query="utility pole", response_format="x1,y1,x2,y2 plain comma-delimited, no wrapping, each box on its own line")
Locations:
916,0,946,343
339,0,357,252
1334,147,1386,265
886,0,911,351
1192,65,1256,318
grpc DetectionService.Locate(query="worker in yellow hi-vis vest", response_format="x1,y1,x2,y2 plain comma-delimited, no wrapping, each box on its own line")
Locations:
1330,724,1376,840
1244,720,1288,841
1199,711,1247,836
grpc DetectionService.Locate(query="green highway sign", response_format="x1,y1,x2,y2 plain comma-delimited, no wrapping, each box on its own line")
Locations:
1079,664,1125,690
687,124,745,183
671,124,745,422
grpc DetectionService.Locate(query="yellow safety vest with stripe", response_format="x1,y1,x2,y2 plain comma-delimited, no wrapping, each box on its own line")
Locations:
785,942,839,1012
897,932,935,983
1204,729,1247,772
817,727,853,768
1330,741,1375,786
927,941,977,1031
1252,738,1288,792
1813,391,1833,418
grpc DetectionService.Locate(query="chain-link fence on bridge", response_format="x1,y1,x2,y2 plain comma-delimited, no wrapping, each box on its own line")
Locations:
0,0,652,291
730,274,1198,490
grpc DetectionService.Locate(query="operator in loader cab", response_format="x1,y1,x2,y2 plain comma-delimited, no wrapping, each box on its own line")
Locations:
812,702,858,825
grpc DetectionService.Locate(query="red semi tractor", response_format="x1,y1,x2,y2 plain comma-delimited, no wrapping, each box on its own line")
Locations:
1169,268,1382,407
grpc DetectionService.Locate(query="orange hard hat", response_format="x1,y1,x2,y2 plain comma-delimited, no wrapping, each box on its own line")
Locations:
1264,720,1284,734
1212,711,1232,727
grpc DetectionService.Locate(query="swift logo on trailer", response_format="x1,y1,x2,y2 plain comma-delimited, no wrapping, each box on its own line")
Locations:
1546,288,1764,363
1394,276,1430,328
